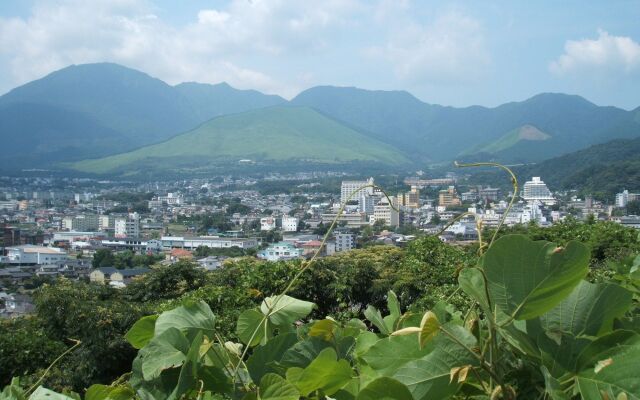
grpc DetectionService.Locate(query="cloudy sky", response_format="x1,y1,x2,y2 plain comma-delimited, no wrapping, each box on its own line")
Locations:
1,0,639,109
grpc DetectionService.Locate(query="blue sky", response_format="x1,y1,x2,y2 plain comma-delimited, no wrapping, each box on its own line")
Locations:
1,0,639,109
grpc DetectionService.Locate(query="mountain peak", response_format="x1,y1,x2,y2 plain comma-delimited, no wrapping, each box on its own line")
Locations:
524,92,596,107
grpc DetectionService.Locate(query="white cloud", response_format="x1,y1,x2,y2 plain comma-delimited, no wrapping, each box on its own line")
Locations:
550,30,640,75
0,0,363,97
366,10,491,84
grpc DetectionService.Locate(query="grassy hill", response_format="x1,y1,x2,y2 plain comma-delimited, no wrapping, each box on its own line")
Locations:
466,125,551,154
70,106,410,174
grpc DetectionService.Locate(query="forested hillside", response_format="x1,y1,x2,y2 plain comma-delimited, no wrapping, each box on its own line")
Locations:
465,137,640,198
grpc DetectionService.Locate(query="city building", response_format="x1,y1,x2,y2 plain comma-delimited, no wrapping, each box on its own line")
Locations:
341,178,374,205
148,193,184,208
62,214,100,231
260,217,277,231
160,236,259,250
196,256,227,270
439,186,462,207
89,267,150,287
114,213,140,238
372,197,400,228
321,212,369,228
615,190,640,208
281,216,299,232
334,232,355,252
479,187,501,202
398,186,420,209
6,245,68,266
257,241,303,261
521,177,555,205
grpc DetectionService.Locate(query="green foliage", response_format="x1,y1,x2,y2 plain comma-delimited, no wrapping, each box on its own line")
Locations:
480,235,589,320
0,318,66,386
123,261,207,302
5,223,640,400
30,280,150,392
91,249,114,269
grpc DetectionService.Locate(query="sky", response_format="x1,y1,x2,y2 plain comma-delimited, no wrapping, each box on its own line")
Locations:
0,0,639,109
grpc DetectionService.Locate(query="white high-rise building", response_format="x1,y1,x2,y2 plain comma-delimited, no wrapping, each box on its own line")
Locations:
341,178,374,205
615,190,640,208
114,213,140,238
522,177,555,205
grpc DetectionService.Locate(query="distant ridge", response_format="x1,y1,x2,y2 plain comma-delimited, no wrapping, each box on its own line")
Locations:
0,62,639,172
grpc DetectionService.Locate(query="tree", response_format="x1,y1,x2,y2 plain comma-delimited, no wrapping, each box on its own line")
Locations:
123,261,207,302
92,249,115,269
627,199,640,215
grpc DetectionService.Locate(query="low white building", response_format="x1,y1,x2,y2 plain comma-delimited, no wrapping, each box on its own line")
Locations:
257,242,303,261
281,216,298,232
260,217,276,231
6,245,68,266
161,236,259,250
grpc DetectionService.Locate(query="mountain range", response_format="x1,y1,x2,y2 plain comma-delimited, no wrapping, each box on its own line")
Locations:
0,62,638,175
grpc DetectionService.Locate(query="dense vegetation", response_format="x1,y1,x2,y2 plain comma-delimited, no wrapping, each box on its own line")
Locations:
2,219,640,399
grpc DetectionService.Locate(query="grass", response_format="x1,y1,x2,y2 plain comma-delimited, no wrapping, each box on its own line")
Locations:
70,106,409,174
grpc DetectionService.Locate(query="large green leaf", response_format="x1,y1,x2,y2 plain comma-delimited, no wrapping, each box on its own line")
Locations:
1,378,26,400
154,301,216,339
537,333,591,379
28,388,77,400
140,327,189,380
259,373,300,400
285,348,353,396
261,295,315,326
236,309,268,346
280,336,354,369
85,385,135,400
356,377,413,400
171,331,203,400
363,305,390,335
540,366,570,400
458,268,491,314
575,332,640,400
539,280,632,337
383,291,401,332
125,315,158,349
481,235,589,320
361,334,431,376
575,330,640,372
393,324,479,400
246,333,298,383
354,331,380,358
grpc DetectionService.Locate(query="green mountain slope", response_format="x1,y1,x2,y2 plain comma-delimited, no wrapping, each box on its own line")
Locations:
0,63,286,168
467,125,551,154
292,88,640,163
70,106,410,174
468,137,640,198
